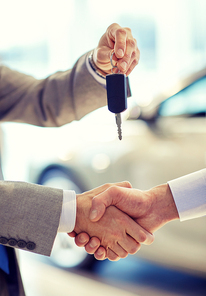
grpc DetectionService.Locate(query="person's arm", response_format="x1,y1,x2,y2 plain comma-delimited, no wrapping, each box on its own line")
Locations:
0,181,153,260
76,169,206,260
0,24,139,128
0,23,140,257
89,183,179,232
0,53,106,127
0,181,63,256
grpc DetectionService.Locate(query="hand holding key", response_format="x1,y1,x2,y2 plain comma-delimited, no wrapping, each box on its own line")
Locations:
91,23,139,140
92,23,140,76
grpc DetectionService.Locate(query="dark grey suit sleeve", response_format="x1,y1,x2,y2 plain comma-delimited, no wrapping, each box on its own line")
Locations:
0,52,107,127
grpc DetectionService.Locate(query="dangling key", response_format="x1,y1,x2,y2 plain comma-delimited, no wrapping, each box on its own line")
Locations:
106,52,127,140
115,113,122,140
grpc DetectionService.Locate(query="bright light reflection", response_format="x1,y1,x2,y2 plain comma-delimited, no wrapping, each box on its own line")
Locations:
92,153,111,172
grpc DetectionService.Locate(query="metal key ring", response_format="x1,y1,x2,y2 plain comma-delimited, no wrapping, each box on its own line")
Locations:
110,51,120,74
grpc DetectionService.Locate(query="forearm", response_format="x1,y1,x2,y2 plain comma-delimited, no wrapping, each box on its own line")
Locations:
146,169,206,231
149,183,179,229
0,52,107,127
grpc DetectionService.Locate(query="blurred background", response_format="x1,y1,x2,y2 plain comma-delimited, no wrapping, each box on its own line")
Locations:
0,0,206,295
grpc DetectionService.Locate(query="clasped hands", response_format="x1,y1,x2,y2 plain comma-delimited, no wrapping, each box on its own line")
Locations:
69,182,153,261
69,181,179,261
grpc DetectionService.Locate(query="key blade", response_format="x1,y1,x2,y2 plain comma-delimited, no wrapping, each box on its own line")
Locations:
115,113,122,140
115,113,121,125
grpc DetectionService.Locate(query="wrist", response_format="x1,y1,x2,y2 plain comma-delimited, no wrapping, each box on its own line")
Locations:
88,51,108,78
150,183,179,225
74,193,93,234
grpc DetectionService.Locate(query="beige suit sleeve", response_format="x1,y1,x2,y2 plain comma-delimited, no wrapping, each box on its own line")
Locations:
0,181,63,256
0,51,107,127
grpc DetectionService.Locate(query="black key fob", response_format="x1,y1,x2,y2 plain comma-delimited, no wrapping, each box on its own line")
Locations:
106,73,127,114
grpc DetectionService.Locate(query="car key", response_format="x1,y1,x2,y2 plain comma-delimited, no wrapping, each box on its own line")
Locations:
106,52,127,140
106,73,127,140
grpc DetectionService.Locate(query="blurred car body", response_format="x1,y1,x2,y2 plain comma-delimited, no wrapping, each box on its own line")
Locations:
18,64,206,275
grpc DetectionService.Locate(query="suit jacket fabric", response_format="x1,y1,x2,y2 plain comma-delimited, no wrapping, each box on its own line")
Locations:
0,51,107,295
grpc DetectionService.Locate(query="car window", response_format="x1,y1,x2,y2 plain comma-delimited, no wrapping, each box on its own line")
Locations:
158,76,206,117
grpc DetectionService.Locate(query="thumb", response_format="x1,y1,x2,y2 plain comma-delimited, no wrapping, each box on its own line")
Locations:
89,185,121,222
89,184,131,222
89,194,108,222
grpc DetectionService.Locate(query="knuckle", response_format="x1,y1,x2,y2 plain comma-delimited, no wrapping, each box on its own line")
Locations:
126,58,139,75
124,27,132,33
111,230,121,241
96,49,103,61
130,59,139,70
116,40,127,51
130,243,141,254
131,49,139,61
106,23,114,33
103,182,113,190
131,51,136,59
123,52,131,60
116,28,127,36
107,185,118,195
127,38,136,48
124,181,132,188
109,22,118,29
133,58,139,65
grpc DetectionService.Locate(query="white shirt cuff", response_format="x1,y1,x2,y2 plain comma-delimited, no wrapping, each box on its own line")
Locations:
58,190,76,232
168,169,206,221
86,53,106,87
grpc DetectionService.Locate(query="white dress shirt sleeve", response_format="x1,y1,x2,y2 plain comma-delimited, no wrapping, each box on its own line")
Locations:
86,53,106,87
58,190,76,232
168,169,206,221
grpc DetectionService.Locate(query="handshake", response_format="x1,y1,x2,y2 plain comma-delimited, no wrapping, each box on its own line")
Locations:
69,181,179,261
